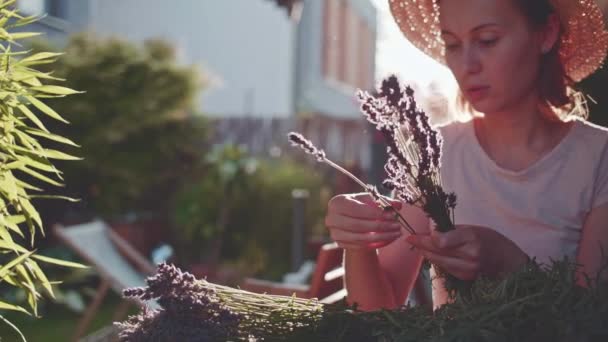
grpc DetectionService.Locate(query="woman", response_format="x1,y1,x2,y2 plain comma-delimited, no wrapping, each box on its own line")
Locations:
325,0,608,311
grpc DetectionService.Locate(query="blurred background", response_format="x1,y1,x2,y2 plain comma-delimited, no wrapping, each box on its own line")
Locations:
0,0,607,340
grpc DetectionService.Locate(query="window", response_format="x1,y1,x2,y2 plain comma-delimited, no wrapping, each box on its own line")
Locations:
18,0,65,19
17,0,45,15
323,0,374,90
323,0,342,81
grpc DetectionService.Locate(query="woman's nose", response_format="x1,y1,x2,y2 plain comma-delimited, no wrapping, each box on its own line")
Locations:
462,46,482,75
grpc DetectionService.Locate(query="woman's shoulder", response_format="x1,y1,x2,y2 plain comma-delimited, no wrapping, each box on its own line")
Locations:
573,117,608,143
569,117,608,159
434,119,473,145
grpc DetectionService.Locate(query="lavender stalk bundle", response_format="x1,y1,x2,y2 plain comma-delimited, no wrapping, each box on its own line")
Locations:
357,75,456,232
116,263,244,341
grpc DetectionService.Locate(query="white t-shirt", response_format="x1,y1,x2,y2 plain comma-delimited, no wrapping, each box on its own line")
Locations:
430,117,608,306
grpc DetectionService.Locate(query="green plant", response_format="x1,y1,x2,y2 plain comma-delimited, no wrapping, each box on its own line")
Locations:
170,145,327,279
171,144,257,265
29,33,208,221
0,2,86,339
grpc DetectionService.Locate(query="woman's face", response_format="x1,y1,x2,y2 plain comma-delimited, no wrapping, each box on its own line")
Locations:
438,0,556,114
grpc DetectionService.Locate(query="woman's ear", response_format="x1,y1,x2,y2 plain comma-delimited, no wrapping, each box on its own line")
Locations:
541,13,560,54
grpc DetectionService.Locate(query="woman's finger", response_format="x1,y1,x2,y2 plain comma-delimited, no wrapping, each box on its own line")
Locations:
422,250,480,281
325,213,401,234
335,239,394,250
328,193,388,219
330,228,402,245
407,235,480,261
430,228,475,249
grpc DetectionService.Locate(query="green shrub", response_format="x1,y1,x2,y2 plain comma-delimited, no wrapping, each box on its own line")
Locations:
28,33,208,221
170,145,328,279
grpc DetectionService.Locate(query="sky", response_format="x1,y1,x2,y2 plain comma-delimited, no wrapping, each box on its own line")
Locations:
370,0,457,96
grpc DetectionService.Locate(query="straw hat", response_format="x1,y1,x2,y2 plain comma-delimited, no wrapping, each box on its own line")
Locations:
388,0,608,82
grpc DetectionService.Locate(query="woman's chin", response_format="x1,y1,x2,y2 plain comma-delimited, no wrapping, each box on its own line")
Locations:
469,99,500,115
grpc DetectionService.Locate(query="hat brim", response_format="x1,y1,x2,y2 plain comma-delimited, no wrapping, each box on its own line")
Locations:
388,0,608,82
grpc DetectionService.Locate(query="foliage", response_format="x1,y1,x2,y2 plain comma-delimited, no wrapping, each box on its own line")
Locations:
170,145,258,265
0,1,86,337
118,257,608,341
170,144,326,279
28,33,208,220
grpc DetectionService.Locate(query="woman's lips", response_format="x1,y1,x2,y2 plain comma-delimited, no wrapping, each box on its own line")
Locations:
466,86,490,102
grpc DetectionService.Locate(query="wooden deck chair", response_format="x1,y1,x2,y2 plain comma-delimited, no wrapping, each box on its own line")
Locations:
54,220,160,342
240,242,347,304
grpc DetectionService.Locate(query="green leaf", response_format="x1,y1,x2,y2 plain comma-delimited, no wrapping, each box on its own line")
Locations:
17,105,47,132
12,14,41,28
19,199,42,233
32,254,88,269
25,96,69,123
11,144,81,160
0,301,29,315
0,215,25,238
9,32,41,40
29,195,79,202
0,240,28,253
30,85,81,96
0,1,18,11
0,250,34,279
17,165,63,187
18,156,60,174
27,260,54,298
19,52,63,64
20,76,42,87
24,129,79,147
0,173,21,201
38,149,81,160
0,225,15,247
15,179,42,192
4,160,25,170
6,215,26,225
15,68,64,81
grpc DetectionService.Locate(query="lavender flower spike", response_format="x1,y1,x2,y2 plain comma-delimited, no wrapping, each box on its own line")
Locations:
288,132,327,162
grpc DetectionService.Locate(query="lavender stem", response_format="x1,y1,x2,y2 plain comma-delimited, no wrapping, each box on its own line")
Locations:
322,158,417,235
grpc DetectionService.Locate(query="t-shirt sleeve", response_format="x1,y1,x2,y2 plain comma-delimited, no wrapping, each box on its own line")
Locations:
592,141,608,209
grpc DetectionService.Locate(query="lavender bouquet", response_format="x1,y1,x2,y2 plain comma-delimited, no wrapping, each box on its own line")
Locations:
288,75,466,295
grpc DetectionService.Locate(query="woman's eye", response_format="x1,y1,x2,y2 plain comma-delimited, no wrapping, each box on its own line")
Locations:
479,38,498,47
445,42,461,51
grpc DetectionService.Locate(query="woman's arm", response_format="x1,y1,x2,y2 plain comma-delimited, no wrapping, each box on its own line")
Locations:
376,203,429,307
576,202,608,287
344,203,429,311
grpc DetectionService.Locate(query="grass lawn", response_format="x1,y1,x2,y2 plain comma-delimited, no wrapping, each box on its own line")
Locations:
0,292,138,342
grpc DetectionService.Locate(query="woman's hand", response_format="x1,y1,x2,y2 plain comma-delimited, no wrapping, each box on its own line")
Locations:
325,193,404,250
405,225,530,280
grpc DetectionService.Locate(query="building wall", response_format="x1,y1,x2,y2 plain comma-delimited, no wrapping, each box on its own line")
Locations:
84,0,296,118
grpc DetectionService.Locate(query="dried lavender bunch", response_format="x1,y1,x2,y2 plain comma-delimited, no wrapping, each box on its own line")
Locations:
357,75,473,296
287,132,416,235
116,263,244,341
357,75,455,232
